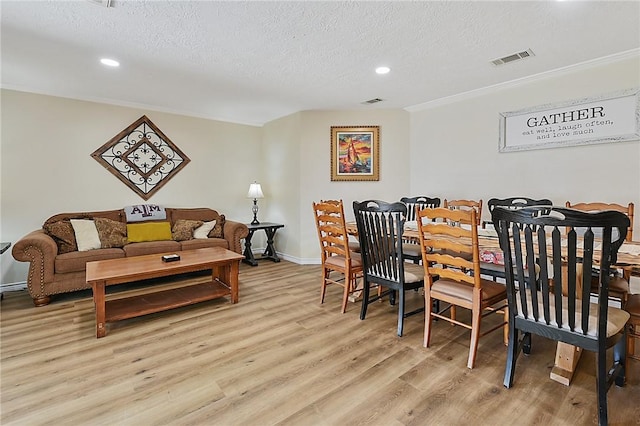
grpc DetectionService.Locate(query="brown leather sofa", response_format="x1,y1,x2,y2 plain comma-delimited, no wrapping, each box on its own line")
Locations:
12,207,248,306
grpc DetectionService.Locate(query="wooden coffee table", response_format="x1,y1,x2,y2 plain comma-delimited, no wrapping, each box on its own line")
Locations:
86,247,243,338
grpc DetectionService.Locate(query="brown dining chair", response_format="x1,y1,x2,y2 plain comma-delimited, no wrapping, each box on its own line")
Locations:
566,201,634,308
400,196,441,264
493,206,630,426
444,199,483,227
417,206,508,369
313,200,363,313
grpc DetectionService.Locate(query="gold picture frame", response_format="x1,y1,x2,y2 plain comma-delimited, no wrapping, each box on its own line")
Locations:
330,125,379,181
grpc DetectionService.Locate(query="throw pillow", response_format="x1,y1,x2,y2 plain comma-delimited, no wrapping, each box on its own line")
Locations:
127,221,172,243
193,220,216,239
43,220,77,254
70,219,102,251
172,219,203,242
209,215,225,238
94,218,128,248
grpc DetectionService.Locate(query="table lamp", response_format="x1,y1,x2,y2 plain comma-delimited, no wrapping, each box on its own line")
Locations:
247,182,264,225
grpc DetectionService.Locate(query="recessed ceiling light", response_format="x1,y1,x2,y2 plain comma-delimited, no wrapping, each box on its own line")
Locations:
375,66,390,75
100,58,120,67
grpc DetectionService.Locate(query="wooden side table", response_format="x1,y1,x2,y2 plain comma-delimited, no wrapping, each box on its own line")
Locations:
243,222,284,266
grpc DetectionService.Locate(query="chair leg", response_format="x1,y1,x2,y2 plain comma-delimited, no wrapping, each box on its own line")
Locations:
596,347,608,426
613,330,626,387
467,294,482,369
340,266,352,314
319,268,329,304
397,288,405,337
360,279,371,320
504,324,519,388
424,292,433,348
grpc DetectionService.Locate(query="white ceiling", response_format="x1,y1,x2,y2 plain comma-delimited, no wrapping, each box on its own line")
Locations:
2,1,639,126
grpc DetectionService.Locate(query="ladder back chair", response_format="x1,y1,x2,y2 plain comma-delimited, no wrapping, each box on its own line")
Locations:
400,196,441,264
313,200,363,313
492,206,630,426
417,206,508,369
566,201,634,307
353,200,426,337
482,197,553,280
444,199,483,227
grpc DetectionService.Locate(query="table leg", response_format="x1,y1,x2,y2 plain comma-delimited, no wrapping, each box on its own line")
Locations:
549,263,584,385
92,281,106,338
242,229,258,266
263,227,281,262
229,260,239,303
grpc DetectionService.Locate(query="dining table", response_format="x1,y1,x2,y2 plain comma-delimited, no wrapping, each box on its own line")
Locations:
346,220,640,385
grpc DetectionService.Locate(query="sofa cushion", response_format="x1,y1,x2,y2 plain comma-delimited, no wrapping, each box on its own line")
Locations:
168,208,219,223
123,241,181,257
172,219,203,241
55,248,125,274
194,220,217,239
43,220,77,254
94,218,128,248
127,221,172,243
44,209,124,226
70,219,102,251
180,238,228,251
209,215,225,238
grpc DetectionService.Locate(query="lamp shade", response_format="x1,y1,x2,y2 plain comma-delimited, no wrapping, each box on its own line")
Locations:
247,182,264,199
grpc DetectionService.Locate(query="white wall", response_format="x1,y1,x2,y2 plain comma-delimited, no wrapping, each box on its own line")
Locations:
409,56,640,233
1,90,262,284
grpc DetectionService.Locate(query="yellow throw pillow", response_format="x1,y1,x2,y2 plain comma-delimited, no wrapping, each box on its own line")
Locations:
127,221,172,243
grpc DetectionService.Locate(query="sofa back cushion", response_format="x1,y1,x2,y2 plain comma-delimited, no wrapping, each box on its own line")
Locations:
167,208,219,225
44,209,125,226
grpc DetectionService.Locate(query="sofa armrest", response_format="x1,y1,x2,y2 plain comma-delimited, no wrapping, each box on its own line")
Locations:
223,220,249,254
11,230,57,296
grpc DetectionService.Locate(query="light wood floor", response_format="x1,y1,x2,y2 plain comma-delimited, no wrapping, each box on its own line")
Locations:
1,261,639,425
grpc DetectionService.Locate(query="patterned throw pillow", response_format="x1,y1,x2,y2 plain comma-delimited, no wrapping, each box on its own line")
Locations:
94,218,128,248
209,215,225,238
172,219,203,241
43,220,77,254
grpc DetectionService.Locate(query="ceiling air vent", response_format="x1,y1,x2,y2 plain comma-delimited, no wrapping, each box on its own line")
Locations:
361,98,384,105
491,49,535,66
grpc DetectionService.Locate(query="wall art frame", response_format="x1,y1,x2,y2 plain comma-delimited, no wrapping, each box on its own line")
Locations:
330,125,380,181
499,88,640,153
91,115,190,200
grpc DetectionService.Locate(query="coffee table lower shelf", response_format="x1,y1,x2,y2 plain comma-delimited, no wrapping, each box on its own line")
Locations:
105,281,230,322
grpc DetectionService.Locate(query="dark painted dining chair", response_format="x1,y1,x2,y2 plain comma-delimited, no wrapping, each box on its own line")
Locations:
353,200,426,337
400,196,441,264
492,206,630,426
481,197,553,280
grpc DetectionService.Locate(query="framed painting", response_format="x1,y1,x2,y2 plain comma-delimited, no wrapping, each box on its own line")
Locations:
330,125,380,181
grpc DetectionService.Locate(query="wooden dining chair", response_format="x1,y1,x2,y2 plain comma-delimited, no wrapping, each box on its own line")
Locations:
444,199,483,226
353,199,426,337
416,206,508,369
313,200,363,313
492,206,630,426
481,197,553,280
400,196,441,264
566,201,634,307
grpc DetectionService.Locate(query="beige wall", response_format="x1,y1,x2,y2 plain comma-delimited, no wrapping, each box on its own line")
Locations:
263,109,411,263
1,90,262,284
2,55,639,285
409,56,640,233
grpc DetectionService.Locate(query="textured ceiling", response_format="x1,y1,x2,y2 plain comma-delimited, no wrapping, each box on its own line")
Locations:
1,1,639,126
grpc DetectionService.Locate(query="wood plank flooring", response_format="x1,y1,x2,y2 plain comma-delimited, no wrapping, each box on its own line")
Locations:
1,261,639,425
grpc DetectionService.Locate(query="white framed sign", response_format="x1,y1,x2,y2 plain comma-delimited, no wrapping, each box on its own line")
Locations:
499,88,640,152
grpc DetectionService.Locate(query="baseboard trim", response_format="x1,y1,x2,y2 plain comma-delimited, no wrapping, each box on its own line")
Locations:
0,282,27,293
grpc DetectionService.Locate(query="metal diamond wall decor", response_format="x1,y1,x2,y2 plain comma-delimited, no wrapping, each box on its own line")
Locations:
91,115,190,200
